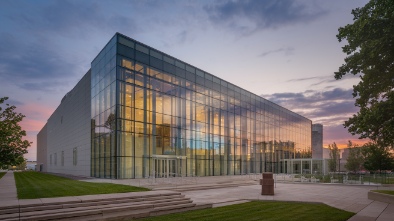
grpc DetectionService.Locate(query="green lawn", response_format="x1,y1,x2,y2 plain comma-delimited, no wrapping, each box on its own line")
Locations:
14,171,149,199
0,172,6,179
140,201,354,221
373,190,394,195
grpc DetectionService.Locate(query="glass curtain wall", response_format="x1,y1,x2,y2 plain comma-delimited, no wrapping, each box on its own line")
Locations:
91,35,117,178
91,33,312,179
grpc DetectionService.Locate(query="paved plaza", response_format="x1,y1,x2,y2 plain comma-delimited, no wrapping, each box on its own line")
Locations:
183,183,393,221
1,172,393,221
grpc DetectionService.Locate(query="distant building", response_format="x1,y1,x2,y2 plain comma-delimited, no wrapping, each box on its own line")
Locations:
26,161,36,170
342,148,350,161
322,148,330,159
341,147,355,172
312,124,323,159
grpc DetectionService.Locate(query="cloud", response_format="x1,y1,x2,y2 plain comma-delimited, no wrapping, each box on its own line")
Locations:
264,88,358,119
287,76,323,82
323,124,365,148
286,75,361,88
0,97,24,106
0,33,78,92
6,1,140,39
265,88,353,103
263,87,367,147
17,81,72,93
0,1,141,92
205,0,327,34
259,47,294,57
286,76,337,86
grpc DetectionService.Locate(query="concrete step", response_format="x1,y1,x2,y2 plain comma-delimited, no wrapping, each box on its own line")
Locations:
150,203,211,216
152,198,193,208
19,194,191,220
0,207,19,215
19,194,184,213
156,183,248,192
20,203,157,221
15,191,181,209
20,204,63,213
101,207,152,221
2,191,205,221
0,212,19,220
0,218,19,221
20,208,103,221
60,208,153,221
153,202,196,212
56,200,201,221
20,202,154,218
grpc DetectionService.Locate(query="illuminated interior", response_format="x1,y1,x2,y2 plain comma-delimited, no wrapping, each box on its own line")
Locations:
90,33,312,179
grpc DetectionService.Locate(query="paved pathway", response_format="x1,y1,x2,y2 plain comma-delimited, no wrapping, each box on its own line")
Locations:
0,171,18,207
92,175,394,221
183,183,393,221
1,172,393,220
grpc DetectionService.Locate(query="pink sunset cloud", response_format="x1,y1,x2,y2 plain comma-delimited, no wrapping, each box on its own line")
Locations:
17,102,55,161
263,88,368,149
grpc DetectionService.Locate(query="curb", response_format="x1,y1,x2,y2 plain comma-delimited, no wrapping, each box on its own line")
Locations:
368,191,394,204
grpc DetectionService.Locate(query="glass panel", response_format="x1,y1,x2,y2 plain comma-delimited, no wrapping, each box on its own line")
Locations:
92,34,312,179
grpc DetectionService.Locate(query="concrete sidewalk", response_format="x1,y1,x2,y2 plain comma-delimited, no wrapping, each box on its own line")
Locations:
183,183,393,221
0,171,18,206
95,175,394,221
0,172,393,221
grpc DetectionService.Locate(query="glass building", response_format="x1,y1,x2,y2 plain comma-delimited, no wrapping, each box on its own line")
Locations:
90,33,311,179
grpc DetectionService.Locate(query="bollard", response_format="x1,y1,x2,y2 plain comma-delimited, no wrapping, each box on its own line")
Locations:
260,172,274,195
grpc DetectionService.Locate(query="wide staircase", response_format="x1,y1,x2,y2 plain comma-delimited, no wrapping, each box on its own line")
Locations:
153,180,257,192
0,190,212,221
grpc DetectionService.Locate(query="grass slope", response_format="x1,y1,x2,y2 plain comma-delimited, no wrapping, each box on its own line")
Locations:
141,201,354,221
15,171,149,199
0,172,6,179
373,190,394,195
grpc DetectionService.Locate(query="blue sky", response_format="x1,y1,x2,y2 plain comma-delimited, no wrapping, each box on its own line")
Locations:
0,0,369,160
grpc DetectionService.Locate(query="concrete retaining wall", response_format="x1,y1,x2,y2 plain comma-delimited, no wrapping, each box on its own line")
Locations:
368,191,394,204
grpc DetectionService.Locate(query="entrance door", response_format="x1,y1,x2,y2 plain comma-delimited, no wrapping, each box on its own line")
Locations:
152,155,186,178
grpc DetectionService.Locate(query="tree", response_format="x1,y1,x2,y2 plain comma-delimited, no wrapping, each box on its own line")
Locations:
328,142,340,172
0,97,30,167
344,140,364,173
362,142,393,173
12,158,27,171
295,149,312,158
104,113,116,132
335,0,394,147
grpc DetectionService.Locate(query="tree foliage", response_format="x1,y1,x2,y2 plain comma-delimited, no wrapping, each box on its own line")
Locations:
0,97,30,167
295,149,312,159
12,158,27,170
335,0,394,147
104,113,116,132
328,142,340,172
362,142,393,172
344,141,364,173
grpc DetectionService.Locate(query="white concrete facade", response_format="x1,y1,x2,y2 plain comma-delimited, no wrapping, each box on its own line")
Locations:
38,70,91,176
36,123,47,172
